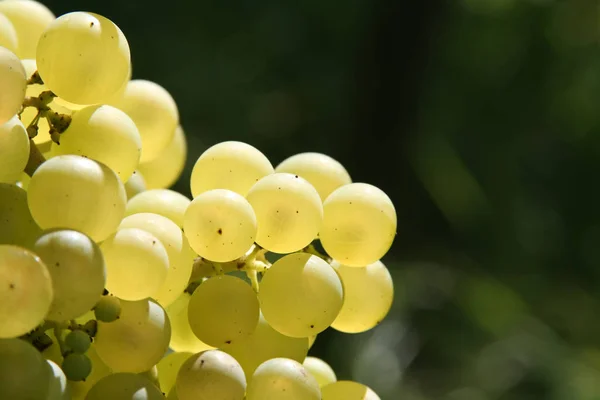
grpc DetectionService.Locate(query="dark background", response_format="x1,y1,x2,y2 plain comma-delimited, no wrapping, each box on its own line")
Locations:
44,0,600,398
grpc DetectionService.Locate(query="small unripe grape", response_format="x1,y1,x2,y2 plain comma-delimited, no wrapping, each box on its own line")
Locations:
65,330,91,354
94,296,122,323
62,353,92,382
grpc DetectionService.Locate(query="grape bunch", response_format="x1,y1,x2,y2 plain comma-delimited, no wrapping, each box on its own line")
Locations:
0,1,397,399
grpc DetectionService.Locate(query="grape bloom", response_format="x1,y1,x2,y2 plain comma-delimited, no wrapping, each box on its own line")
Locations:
0,2,394,399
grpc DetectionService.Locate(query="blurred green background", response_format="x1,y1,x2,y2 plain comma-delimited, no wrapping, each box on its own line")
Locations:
44,0,600,398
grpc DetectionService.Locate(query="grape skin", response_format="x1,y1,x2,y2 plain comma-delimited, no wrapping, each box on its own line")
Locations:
0,0,55,59
157,351,193,394
0,338,52,399
0,183,43,248
166,293,214,354
0,46,27,125
303,357,337,388
246,358,321,400
86,372,165,400
0,115,29,183
321,380,381,400
138,125,187,190
126,188,190,228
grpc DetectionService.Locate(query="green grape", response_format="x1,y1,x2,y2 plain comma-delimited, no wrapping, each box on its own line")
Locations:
0,115,29,183
167,389,179,400
126,189,190,228
221,312,309,381
275,152,352,201
246,358,321,400
0,184,42,248
0,338,52,399
28,155,127,242
0,12,17,56
303,357,337,388
34,229,106,321
86,373,165,400
110,79,178,162
100,228,169,301
166,293,214,353
157,351,193,394
246,173,322,253
65,330,92,354
330,260,393,333
36,12,130,105
0,245,52,338
95,298,171,373
51,105,141,181
0,0,54,59
94,295,122,323
0,46,26,125
137,124,187,189
46,359,70,400
320,183,396,266
124,170,147,200
308,334,317,349
258,253,343,338
69,344,112,400
321,381,381,400
62,353,92,382
188,275,260,347
190,141,273,197
176,350,246,400
120,213,194,308
184,189,257,262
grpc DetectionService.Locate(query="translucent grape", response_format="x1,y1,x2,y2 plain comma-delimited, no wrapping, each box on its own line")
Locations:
126,189,190,228
190,141,273,197
0,46,26,125
167,389,178,400
46,359,70,400
86,373,165,400
157,351,192,394
0,115,29,183
331,260,394,333
124,170,146,200
95,298,171,373
188,275,260,347
51,105,142,181
184,189,257,262
94,295,121,323
34,229,106,321
37,12,130,105
28,155,127,242
308,334,317,349
258,253,343,337
0,12,17,53
0,183,42,248
110,79,178,162
246,173,322,253
246,358,321,400
321,381,381,400
222,312,308,381
176,350,246,400
0,0,55,59
62,353,92,382
320,183,396,266
0,245,52,338
167,293,214,353
100,228,169,301
275,152,352,201
69,344,112,400
139,365,160,388
303,357,337,387
65,330,92,354
137,125,187,189
0,338,51,399
120,213,194,308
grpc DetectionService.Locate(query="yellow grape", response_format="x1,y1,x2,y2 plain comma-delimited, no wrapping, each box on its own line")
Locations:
275,152,351,201
101,228,169,301
0,115,29,183
0,46,26,125
27,155,127,242
86,373,165,400
37,12,130,105
321,381,381,400
51,105,141,181
137,125,187,189
176,350,246,400
166,293,214,354
0,338,52,399
46,359,69,400
190,141,273,197
110,79,179,162
221,312,309,381
308,334,317,350
126,189,190,228
246,358,321,400
95,299,171,373
124,170,147,200
258,253,343,338
138,365,160,388
157,351,193,394
0,184,42,248
320,183,396,266
0,0,54,59
0,12,17,53
184,189,257,262
0,245,52,338
188,275,259,347
34,230,106,321
303,357,337,387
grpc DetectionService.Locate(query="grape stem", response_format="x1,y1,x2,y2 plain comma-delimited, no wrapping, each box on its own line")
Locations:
24,139,46,177
302,243,332,263
246,270,260,293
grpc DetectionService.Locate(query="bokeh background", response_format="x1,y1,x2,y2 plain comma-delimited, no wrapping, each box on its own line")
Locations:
43,0,600,398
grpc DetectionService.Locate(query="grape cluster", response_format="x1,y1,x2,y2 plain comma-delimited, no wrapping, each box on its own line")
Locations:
0,2,396,400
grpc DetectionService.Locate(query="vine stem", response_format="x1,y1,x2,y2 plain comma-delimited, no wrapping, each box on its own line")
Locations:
24,139,46,177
